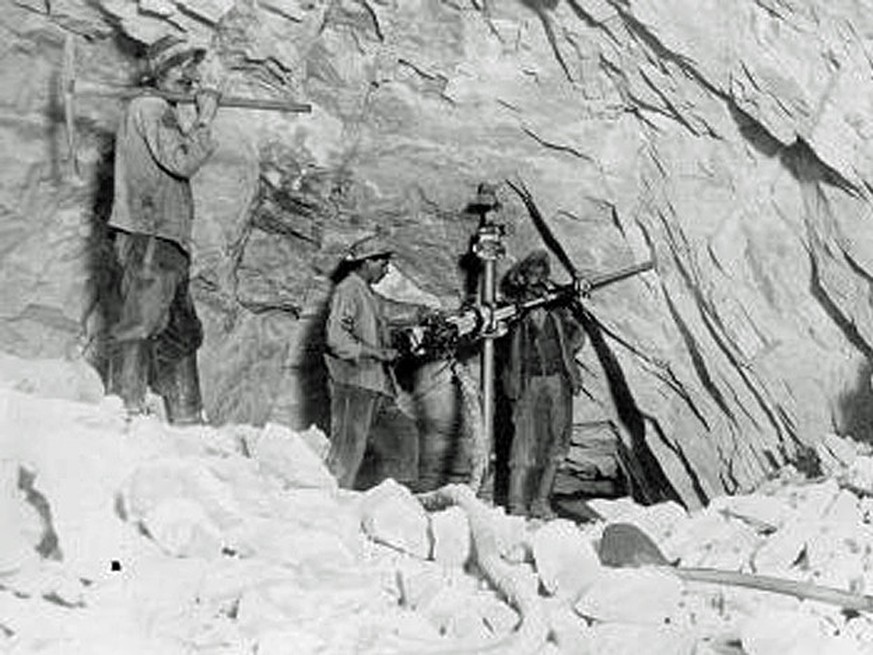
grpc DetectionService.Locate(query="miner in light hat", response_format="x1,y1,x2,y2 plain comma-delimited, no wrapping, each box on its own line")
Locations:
106,32,222,425
324,233,436,490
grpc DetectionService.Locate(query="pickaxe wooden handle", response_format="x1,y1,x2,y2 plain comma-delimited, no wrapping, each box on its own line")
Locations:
62,34,311,179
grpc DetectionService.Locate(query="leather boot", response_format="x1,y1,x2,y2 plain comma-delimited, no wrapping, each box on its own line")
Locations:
507,466,529,516
530,461,559,520
157,352,203,425
116,340,148,417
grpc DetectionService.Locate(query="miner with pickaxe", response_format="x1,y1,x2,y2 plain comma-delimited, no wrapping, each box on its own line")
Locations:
107,34,222,424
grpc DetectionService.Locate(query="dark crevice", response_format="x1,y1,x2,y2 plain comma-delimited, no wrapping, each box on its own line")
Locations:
522,126,593,161
591,316,709,427
572,305,680,505
17,467,62,561
637,67,702,136
720,441,741,494
662,290,737,426
654,211,802,459
844,251,873,287
832,360,873,445
608,2,860,196
643,412,710,506
720,377,763,432
807,247,873,444
609,2,699,79
699,302,802,453
808,248,873,360
564,0,620,43
728,100,860,196
607,205,625,238
772,404,801,455
519,0,574,82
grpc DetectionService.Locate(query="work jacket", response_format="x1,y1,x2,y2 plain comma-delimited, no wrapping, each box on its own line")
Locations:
325,272,419,396
503,306,585,400
108,95,215,254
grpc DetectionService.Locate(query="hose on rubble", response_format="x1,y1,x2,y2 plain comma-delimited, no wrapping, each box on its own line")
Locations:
403,483,549,655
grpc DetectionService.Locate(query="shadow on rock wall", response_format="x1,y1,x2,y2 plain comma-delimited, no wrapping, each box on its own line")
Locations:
83,132,122,390
295,298,331,434
574,307,681,505
834,359,873,445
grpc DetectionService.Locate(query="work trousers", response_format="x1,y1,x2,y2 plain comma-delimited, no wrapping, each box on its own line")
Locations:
326,382,419,490
110,232,203,422
510,374,572,470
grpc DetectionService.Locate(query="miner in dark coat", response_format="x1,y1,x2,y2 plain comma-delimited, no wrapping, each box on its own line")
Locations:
108,34,220,423
502,250,586,518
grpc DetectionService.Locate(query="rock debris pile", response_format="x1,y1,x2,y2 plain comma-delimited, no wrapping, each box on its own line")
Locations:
2,354,873,654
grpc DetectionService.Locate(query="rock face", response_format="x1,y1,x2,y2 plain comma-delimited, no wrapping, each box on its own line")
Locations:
3,0,873,504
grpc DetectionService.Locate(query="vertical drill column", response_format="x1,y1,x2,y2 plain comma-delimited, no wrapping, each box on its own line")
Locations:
472,221,505,497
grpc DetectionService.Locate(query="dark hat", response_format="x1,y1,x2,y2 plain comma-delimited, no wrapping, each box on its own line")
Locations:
344,235,394,263
148,34,207,78
518,249,550,272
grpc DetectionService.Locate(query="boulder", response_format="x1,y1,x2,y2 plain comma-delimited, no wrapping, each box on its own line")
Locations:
0,461,44,574
574,568,684,625
429,505,471,568
0,352,104,404
243,422,336,490
123,458,243,529
141,498,224,559
360,479,430,559
531,519,601,601
584,623,697,655
741,609,864,655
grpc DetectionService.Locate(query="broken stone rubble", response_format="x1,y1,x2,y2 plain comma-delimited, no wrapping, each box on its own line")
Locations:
4,358,873,653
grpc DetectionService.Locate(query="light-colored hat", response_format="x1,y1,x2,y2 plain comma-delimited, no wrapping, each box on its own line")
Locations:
148,34,206,78
344,235,394,262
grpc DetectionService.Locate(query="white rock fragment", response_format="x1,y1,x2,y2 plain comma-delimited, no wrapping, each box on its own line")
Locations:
256,628,326,654
543,597,592,654
141,498,224,558
478,592,519,637
0,461,44,574
397,564,446,610
575,567,684,624
753,519,818,575
531,518,601,601
417,585,491,642
123,457,242,528
846,457,873,494
585,623,697,655
360,478,430,559
429,505,471,568
244,422,336,490
822,489,861,524
741,609,865,655
0,353,104,404
666,509,762,570
816,434,857,476
709,492,791,530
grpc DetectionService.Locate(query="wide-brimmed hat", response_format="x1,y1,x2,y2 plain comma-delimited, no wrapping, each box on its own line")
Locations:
518,249,550,274
148,34,207,79
503,249,550,294
344,235,394,263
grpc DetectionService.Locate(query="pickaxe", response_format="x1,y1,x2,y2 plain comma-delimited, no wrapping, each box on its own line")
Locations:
62,34,312,179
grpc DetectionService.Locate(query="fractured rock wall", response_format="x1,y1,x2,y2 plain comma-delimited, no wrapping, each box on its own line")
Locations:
3,0,873,505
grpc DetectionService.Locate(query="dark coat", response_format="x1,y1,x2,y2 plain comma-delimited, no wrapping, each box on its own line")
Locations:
502,306,585,400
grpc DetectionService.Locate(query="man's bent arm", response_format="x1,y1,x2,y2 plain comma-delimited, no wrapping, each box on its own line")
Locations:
136,97,216,179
